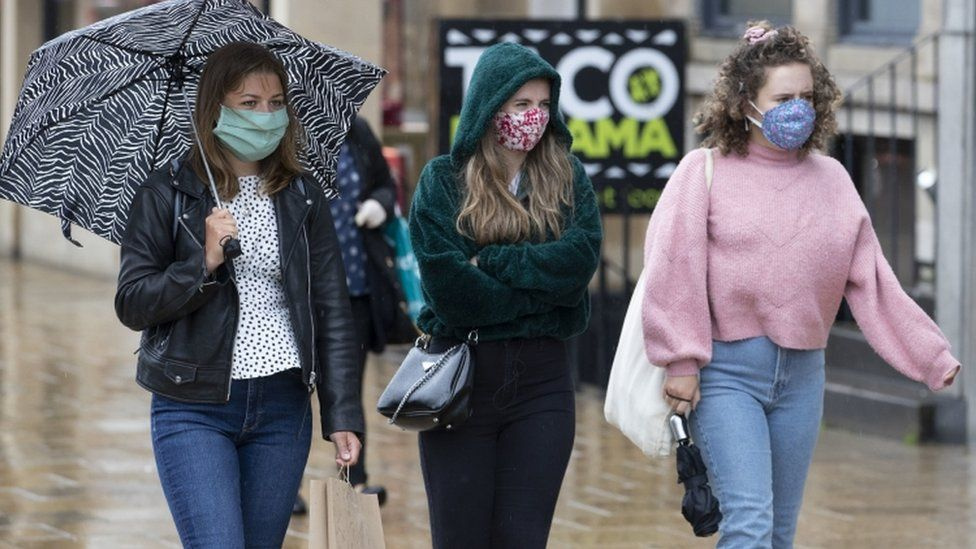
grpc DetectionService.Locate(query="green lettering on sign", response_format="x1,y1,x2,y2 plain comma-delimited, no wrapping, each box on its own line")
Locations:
569,117,677,159
638,118,678,158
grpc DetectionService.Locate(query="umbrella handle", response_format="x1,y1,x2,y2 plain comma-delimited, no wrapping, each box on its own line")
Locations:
178,88,226,209
220,235,243,260
668,413,691,445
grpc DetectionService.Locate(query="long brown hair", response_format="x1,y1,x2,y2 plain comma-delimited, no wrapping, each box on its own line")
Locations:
695,21,841,158
188,41,303,199
456,128,574,246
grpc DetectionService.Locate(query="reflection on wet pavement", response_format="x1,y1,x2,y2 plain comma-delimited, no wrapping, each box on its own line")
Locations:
0,259,973,548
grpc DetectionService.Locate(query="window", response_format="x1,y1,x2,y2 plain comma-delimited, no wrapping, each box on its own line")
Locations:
839,0,920,43
831,135,919,286
43,0,167,40
700,0,792,36
42,0,269,41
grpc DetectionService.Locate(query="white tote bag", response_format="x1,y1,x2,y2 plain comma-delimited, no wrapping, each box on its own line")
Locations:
603,268,674,457
604,148,713,458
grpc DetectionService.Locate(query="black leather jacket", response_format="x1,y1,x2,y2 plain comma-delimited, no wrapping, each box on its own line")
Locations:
115,161,364,438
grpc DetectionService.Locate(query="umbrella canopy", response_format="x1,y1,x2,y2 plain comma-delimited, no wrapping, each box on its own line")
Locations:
0,0,385,244
669,413,722,537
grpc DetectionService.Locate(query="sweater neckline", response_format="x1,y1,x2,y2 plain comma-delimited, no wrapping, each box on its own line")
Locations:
745,140,800,167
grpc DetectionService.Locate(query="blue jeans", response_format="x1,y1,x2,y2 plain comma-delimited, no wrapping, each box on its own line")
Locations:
690,337,825,549
151,368,312,548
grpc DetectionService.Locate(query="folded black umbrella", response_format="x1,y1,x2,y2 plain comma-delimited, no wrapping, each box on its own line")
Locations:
669,413,722,537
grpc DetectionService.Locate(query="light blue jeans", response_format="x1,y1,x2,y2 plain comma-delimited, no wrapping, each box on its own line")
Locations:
690,336,825,549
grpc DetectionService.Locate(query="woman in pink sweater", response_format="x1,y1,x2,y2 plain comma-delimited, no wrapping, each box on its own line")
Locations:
642,21,960,548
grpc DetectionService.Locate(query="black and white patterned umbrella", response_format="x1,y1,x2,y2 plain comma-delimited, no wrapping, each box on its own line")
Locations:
0,0,385,244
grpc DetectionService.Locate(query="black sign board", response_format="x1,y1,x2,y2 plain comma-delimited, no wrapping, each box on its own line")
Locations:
438,20,686,212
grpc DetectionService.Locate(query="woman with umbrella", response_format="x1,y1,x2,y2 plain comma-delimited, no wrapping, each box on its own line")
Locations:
640,21,961,547
115,42,363,546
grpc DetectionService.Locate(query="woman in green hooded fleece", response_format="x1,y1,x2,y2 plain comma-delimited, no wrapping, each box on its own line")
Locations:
409,42,603,548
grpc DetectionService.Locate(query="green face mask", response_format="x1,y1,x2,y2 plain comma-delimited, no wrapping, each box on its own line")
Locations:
213,105,289,162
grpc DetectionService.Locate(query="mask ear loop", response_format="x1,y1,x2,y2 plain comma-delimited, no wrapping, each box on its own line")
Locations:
740,82,765,131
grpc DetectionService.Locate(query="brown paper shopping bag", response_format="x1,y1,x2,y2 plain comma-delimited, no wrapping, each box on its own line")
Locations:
308,477,386,549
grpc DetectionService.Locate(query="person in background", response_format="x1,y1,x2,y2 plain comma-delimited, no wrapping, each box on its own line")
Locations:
409,42,603,548
293,116,405,513
640,21,961,548
115,42,362,547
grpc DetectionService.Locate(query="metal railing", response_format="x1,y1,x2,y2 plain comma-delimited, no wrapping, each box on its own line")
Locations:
838,32,940,291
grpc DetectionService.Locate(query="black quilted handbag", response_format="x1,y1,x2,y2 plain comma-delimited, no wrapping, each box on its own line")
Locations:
376,331,477,431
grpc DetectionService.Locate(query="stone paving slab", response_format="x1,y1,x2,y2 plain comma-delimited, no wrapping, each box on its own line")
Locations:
0,259,973,548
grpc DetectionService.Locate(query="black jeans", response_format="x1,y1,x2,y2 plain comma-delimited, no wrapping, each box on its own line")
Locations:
418,337,575,549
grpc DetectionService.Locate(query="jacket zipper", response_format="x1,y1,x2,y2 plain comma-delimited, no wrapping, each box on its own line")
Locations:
226,276,239,402
178,199,237,403
303,225,317,393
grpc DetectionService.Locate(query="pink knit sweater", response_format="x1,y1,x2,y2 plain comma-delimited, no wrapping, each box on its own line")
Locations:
641,142,959,391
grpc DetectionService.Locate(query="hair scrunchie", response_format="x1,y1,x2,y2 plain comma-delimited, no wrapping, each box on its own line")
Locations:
744,26,778,45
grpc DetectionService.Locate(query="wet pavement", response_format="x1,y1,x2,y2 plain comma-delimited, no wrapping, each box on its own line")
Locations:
0,258,973,548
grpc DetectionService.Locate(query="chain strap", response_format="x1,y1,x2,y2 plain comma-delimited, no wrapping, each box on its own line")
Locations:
388,343,463,425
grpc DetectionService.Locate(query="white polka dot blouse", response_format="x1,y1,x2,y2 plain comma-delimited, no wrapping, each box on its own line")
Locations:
225,175,302,380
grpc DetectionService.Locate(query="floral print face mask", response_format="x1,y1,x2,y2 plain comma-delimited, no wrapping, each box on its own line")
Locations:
746,98,816,150
493,107,550,152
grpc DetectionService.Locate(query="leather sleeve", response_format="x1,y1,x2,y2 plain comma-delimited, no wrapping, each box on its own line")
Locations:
114,176,222,332
307,187,365,438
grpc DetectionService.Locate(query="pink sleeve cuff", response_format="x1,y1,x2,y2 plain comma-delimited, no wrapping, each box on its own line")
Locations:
924,348,960,391
666,359,701,378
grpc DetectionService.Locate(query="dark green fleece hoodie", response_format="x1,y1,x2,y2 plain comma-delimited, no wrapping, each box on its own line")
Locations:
409,42,603,341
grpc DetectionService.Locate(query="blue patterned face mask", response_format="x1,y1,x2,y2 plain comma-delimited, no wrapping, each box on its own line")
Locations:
213,105,289,162
746,98,816,150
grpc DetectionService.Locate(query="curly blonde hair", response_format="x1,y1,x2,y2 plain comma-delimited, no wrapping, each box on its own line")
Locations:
695,21,842,158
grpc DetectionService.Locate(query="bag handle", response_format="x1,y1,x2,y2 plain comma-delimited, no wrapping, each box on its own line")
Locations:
416,330,479,351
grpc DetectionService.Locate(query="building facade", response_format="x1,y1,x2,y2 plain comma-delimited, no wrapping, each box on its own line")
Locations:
2,0,974,441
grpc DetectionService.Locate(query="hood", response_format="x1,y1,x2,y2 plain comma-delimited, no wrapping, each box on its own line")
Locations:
450,42,573,168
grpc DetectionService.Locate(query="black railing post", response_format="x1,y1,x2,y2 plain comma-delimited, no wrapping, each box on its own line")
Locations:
888,64,899,275
596,255,609,381
934,36,940,196
867,79,877,217
911,46,919,153
845,100,854,176
910,46,920,282
622,185,632,295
